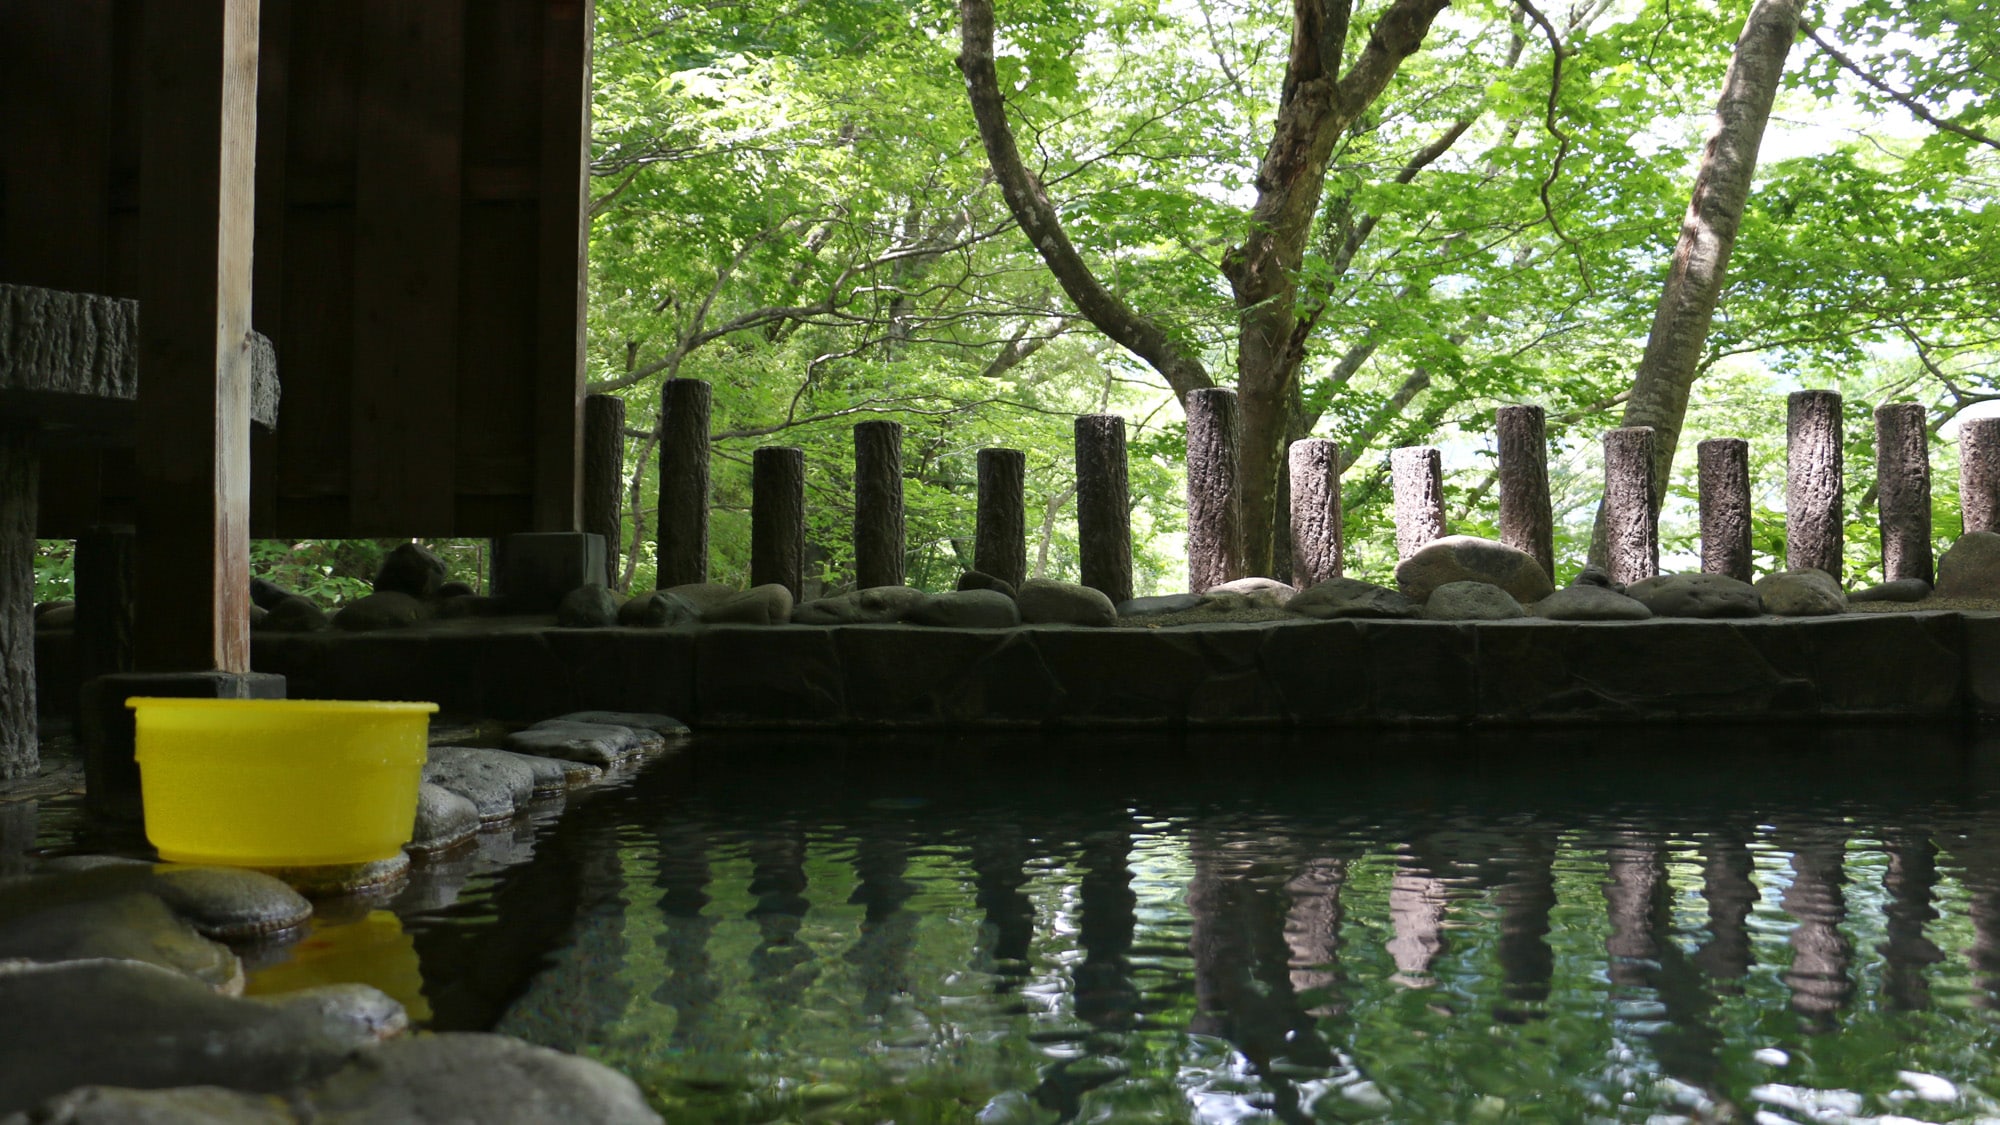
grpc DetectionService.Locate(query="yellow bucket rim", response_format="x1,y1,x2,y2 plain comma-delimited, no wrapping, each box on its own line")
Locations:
125,698,439,714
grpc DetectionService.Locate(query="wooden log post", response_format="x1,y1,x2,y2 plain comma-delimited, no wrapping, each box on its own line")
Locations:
0,438,35,778
1390,446,1446,562
1603,427,1659,586
1698,438,1753,582
74,525,136,722
1287,438,1343,588
1186,388,1245,591
583,394,625,586
1960,417,2000,535
1074,415,1133,605
1875,402,1933,585
1497,405,1554,581
655,378,710,589
751,446,805,601
1787,389,1844,579
974,447,1026,589
853,420,905,589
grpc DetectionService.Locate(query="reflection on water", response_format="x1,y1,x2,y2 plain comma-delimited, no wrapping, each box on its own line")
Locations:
401,727,2000,1123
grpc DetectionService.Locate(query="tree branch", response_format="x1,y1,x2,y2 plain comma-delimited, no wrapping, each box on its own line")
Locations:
1803,24,2000,151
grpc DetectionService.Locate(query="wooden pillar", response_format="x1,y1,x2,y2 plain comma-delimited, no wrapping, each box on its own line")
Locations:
1287,438,1342,588
133,0,259,673
0,438,36,778
74,524,136,721
751,446,805,601
1603,427,1658,586
1960,417,2000,535
1496,405,1553,581
1786,390,1843,579
582,394,625,586
1186,388,1244,591
853,420,904,589
1074,415,1132,605
655,378,710,589
1698,438,1753,583
1875,402,1933,584
1390,446,1445,562
974,448,1026,589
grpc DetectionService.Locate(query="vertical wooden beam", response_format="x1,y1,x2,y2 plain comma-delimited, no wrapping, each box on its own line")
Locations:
0,437,36,778
1874,402,1933,585
1603,427,1659,586
582,393,625,585
1960,418,2000,535
974,448,1027,589
1186,388,1244,591
1390,446,1445,562
1496,405,1553,581
1698,437,1753,582
655,378,710,588
853,421,906,589
133,0,259,673
751,446,805,601
1074,415,1132,605
1786,389,1844,579
1287,438,1343,588
533,0,593,531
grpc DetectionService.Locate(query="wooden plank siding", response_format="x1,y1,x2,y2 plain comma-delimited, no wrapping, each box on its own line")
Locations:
1,0,589,540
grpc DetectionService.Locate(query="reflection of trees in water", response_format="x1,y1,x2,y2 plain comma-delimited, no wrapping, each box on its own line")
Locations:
1880,832,1943,1012
845,831,919,1019
743,827,815,1009
1073,828,1137,1031
1692,825,1756,986
967,817,1035,997
1945,828,2000,1010
650,820,719,1054
1778,826,1854,1031
1491,830,1556,1020
1284,858,1346,1018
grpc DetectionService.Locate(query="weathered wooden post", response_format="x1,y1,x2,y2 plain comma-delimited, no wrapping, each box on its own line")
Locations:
1075,415,1133,605
1875,402,1933,584
656,378,711,589
1603,427,1658,586
853,420,905,588
1287,438,1343,588
1787,389,1843,579
1698,438,1753,582
0,440,34,778
1960,417,2000,534
1497,405,1554,581
751,446,805,601
583,393,625,586
74,525,135,717
1186,388,1244,591
1390,446,1445,562
974,447,1027,590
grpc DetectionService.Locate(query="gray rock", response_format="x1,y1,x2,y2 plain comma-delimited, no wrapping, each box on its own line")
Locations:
436,594,509,619
422,748,537,823
257,595,328,633
1756,569,1848,616
298,1033,661,1124
0,959,375,1113
1625,572,1763,618
791,585,932,625
333,591,431,632
615,591,697,627
658,583,741,614
1938,531,2000,598
436,581,476,599
494,751,572,798
408,783,480,855
1395,535,1554,604
1116,594,1206,619
1422,580,1525,621
554,584,620,628
1202,576,1298,606
1,864,314,943
1851,577,1933,603
1016,579,1117,626
956,570,1018,599
35,604,75,629
701,583,794,625
1569,564,1618,590
0,892,240,989
3,1085,295,1123
373,542,448,600
1287,578,1419,620
251,983,409,1043
1534,584,1652,621
249,579,296,610
255,855,410,899
553,711,689,741
908,589,1021,628
505,722,645,767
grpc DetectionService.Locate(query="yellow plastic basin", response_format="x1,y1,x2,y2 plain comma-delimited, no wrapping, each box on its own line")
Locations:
130,698,437,867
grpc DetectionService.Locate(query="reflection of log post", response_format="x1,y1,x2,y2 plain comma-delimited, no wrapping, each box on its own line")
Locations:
1698,438,1753,583
1387,861,1448,986
651,824,719,1049
1075,415,1133,604
751,447,805,601
0,437,36,778
1693,831,1756,983
974,448,1027,589
969,822,1035,977
850,835,919,1017
1287,439,1343,588
1881,833,1942,1012
1390,446,1446,562
583,394,626,586
1284,859,1346,1016
1876,403,1933,584
656,379,711,588
1604,834,1665,989
853,421,905,589
1497,405,1554,582
1494,833,1556,1012
1187,389,1244,591
1603,427,1658,586
1962,418,2000,534
1075,831,1137,1030
1786,390,1844,579
1951,832,2000,1011
1780,829,1853,1027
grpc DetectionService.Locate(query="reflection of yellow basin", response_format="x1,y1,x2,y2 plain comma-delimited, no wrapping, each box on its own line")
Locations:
130,698,436,867
245,909,432,1022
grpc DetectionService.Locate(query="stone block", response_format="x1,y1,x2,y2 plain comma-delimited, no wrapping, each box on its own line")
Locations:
832,625,1052,725
1029,626,1215,727
695,626,843,725
492,533,607,613
1961,615,2000,719
1259,618,1375,724
81,670,287,821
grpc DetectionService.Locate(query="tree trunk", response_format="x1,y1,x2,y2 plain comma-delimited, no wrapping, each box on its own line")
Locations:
1591,0,1803,563
1,436,36,778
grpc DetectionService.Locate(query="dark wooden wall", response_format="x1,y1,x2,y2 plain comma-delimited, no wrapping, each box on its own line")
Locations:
0,0,590,538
